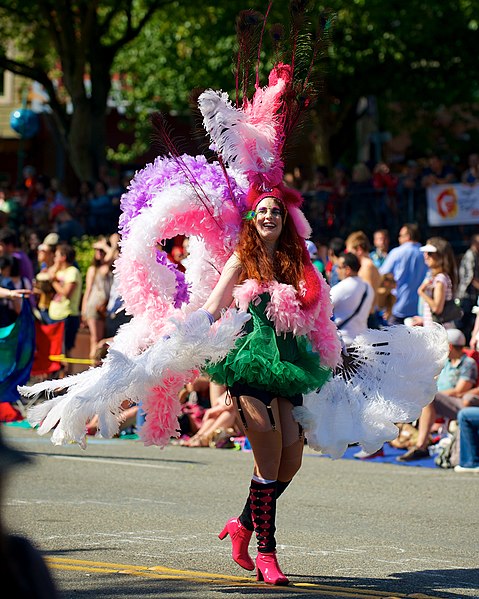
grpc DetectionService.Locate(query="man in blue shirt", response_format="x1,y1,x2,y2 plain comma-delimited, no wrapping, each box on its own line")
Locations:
379,223,428,324
398,328,478,461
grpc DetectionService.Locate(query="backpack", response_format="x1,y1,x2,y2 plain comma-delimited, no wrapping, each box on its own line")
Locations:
434,427,460,469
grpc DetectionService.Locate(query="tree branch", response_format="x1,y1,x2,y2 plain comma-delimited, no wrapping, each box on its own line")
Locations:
0,55,69,131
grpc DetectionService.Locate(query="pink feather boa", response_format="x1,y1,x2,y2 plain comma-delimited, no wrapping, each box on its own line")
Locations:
233,275,341,369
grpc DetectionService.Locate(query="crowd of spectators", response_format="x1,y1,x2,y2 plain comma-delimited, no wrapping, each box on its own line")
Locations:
301,152,479,250
1,157,479,470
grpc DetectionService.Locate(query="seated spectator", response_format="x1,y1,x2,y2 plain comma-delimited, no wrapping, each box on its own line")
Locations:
330,252,375,347
178,376,213,437
454,407,479,472
180,387,240,448
398,328,479,461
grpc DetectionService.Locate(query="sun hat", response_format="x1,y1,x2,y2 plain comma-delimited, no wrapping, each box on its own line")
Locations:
419,243,438,253
43,232,59,247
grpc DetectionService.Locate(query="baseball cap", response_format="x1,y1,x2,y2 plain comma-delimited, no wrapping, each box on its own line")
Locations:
446,328,466,347
420,243,437,253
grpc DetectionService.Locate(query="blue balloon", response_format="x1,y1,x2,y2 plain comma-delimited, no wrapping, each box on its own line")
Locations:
10,108,40,139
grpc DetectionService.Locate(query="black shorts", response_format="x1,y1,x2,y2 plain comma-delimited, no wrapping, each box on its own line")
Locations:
229,381,303,407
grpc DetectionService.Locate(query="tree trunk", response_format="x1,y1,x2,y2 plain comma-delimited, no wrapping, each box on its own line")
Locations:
68,98,95,182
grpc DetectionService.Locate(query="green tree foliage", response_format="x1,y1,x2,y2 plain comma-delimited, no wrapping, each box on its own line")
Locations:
0,0,477,179
0,0,174,182
112,0,479,168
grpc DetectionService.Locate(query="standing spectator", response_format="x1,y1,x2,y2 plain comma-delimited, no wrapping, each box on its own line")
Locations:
461,153,479,185
50,205,85,243
456,234,479,342
325,237,345,287
88,181,116,235
369,229,389,268
379,223,428,325
345,230,381,300
0,256,19,326
421,154,456,188
33,240,57,323
330,252,375,347
372,162,398,227
81,238,114,362
72,180,94,227
413,237,458,328
0,228,34,284
305,240,325,275
47,244,82,371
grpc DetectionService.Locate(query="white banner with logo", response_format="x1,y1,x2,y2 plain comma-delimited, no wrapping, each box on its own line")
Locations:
427,184,479,226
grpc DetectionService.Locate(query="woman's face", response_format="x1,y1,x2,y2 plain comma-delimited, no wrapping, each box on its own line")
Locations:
254,197,283,245
423,249,440,269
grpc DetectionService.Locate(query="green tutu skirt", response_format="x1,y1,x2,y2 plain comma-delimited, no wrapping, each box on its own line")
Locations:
205,294,331,397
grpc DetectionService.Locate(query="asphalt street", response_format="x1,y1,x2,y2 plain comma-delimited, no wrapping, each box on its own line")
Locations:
3,425,478,599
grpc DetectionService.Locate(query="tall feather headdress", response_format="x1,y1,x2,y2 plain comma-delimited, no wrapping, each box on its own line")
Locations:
199,1,333,194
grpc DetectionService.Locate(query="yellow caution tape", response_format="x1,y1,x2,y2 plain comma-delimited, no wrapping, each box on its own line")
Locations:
49,354,96,365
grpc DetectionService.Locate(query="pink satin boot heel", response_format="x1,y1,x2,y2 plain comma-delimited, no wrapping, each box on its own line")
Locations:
255,551,289,585
218,517,254,571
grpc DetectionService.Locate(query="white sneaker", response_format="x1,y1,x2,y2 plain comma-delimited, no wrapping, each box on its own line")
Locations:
353,447,384,459
454,464,479,473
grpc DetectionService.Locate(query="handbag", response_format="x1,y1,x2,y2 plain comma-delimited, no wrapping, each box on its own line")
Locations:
431,299,463,324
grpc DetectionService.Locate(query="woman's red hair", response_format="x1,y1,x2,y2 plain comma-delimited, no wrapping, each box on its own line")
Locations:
236,200,305,289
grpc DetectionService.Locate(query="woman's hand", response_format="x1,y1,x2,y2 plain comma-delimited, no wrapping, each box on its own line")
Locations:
0,288,32,299
417,279,430,296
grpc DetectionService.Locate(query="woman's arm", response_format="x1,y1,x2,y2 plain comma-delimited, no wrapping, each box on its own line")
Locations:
202,254,242,321
418,278,445,314
0,287,32,299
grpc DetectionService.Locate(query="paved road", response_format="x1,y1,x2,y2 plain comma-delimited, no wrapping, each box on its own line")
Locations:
3,426,479,598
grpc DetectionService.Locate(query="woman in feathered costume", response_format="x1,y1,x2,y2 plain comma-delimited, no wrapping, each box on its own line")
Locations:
22,2,448,587
203,180,339,585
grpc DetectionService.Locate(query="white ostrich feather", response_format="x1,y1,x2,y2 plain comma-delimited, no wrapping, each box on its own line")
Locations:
294,324,449,458
199,90,278,177
24,309,250,447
